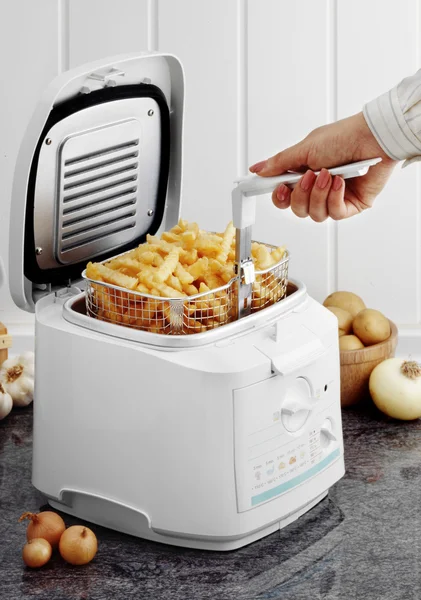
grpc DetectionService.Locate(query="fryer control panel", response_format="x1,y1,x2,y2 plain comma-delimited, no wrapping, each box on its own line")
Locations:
233,371,341,512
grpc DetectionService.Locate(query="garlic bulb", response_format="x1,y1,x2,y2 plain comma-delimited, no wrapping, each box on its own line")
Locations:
0,382,13,420
0,352,35,407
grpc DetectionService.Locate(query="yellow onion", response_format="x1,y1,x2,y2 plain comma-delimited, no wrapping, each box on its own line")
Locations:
22,538,52,568
19,511,66,547
59,526,97,565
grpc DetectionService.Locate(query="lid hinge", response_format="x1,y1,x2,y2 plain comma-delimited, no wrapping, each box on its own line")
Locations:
54,283,83,304
33,283,52,304
33,281,83,305
81,67,126,94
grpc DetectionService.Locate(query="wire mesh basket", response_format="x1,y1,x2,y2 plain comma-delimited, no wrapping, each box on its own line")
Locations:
84,245,289,335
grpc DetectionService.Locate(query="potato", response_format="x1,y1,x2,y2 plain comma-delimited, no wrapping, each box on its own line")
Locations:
323,291,365,318
352,309,390,346
339,335,365,351
326,306,353,336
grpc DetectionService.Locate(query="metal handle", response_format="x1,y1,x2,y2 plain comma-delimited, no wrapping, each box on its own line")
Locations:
232,158,382,319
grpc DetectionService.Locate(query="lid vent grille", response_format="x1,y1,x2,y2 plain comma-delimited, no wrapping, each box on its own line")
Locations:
63,164,138,192
33,100,163,272
64,139,139,166
57,134,142,264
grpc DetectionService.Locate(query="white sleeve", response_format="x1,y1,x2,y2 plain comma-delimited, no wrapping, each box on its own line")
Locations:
363,69,421,166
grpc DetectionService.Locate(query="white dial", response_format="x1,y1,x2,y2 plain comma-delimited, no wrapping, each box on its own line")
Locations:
281,378,313,433
320,418,337,448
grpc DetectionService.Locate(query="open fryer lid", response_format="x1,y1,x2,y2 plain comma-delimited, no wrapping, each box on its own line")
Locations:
9,52,184,312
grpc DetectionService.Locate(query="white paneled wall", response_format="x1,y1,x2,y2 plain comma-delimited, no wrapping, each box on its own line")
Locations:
0,1,61,329
158,0,239,232
336,0,420,324
248,0,333,300
68,0,149,66
0,0,420,346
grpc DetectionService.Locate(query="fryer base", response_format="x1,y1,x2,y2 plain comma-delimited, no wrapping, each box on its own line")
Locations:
48,491,328,551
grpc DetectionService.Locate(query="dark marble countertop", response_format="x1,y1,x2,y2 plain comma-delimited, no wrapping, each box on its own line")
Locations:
1,403,420,600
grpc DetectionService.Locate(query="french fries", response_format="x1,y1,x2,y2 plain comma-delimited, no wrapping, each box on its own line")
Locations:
85,220,287,334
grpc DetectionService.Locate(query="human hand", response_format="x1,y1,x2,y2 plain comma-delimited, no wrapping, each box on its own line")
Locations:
249,112,398,221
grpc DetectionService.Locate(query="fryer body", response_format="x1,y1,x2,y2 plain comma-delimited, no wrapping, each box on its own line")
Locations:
33,286,344,550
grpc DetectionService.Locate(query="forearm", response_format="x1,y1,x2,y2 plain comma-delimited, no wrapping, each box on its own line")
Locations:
363,69,421,165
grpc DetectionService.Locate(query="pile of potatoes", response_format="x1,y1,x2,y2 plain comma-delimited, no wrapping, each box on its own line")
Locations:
323,291,391,351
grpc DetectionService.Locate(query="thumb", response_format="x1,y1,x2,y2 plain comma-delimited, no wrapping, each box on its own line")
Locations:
250,142,308,177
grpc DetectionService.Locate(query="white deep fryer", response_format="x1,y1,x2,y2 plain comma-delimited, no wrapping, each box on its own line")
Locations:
9,53,379,551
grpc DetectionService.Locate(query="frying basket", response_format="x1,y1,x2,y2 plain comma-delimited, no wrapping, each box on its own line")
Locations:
83,245,289,335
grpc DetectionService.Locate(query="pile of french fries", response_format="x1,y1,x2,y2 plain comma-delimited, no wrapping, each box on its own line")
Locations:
85,220,287,334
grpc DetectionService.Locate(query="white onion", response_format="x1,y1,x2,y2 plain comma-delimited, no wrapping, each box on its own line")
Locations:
369,358,421,420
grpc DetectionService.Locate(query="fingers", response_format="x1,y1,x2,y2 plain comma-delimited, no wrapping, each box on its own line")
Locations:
289,170,316,218
272,184,291,209
272,170,348,222
249,142,307,177
307,169,332,222
326,176,347,220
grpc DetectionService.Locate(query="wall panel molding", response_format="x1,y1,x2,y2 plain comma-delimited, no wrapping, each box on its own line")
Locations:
327,0,338,296
58,0,70,73
237,0,248,177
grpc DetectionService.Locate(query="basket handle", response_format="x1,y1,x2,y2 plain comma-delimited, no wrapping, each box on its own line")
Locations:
232,158,382,318
232,158,381,229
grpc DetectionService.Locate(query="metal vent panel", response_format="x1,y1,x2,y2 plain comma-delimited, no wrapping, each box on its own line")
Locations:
57,120,140,264
33,98,162,270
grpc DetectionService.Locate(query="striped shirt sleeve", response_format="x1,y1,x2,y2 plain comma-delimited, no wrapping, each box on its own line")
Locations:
363,69,421,167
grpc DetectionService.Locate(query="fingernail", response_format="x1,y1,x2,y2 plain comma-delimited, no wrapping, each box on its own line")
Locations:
276,184,289,203
332,175,343,191
300,170,315,192
316,168,330,190
249,160,267,174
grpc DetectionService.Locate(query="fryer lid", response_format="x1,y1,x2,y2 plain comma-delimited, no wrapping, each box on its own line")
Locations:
9,53,184,313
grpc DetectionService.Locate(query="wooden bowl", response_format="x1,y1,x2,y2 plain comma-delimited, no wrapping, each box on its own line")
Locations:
340,320,398,407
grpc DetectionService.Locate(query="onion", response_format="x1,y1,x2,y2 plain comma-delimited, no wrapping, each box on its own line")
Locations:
59,526,97,565
369,359,421,420
19,511,66,547
22,538,52,568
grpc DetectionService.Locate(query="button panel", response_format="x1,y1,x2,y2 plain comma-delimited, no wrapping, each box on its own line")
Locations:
234,373,340,512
